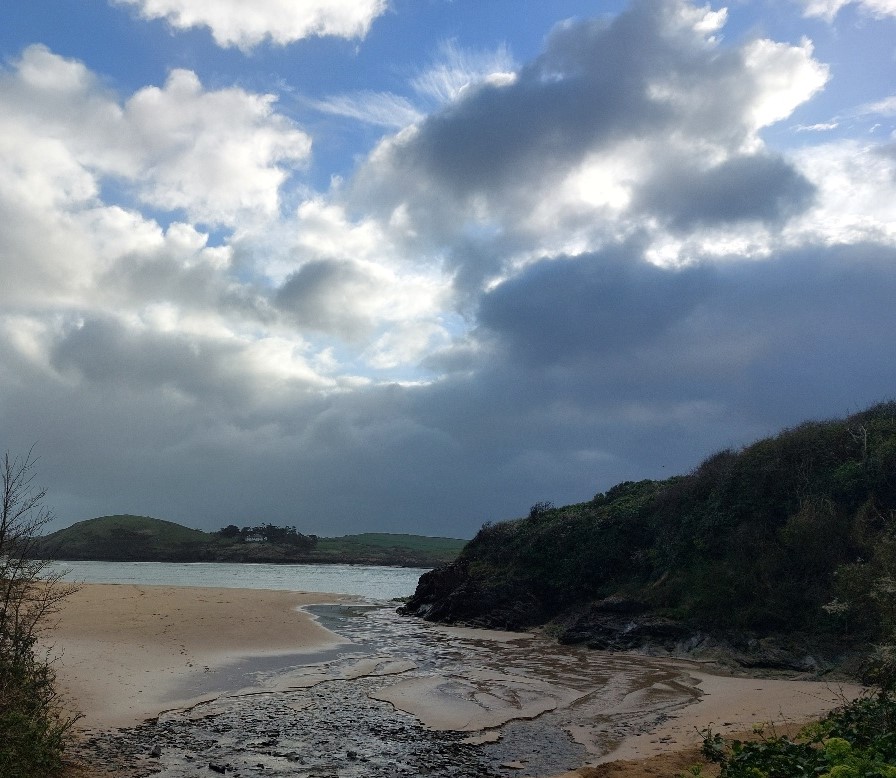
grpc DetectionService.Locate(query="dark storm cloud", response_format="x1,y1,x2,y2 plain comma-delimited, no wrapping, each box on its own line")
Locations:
477,244,713,363
403,3,713,197
16,240,896,537
476,241,896,432
638,153,817,229
357,1,781,212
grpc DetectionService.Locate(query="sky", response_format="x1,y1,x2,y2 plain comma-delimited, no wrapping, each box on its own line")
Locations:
1,0,895,538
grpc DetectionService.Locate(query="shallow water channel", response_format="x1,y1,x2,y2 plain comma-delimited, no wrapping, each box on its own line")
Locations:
74,603,704,777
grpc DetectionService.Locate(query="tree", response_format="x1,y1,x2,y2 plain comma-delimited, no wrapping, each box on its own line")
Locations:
528,500,555,518
0,448,80,777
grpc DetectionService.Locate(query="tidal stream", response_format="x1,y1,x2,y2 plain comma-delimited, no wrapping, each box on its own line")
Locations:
73,603,705,777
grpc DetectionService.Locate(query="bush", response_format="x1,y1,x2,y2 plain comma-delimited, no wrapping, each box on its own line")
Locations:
0,450,79,777
702,692,896,778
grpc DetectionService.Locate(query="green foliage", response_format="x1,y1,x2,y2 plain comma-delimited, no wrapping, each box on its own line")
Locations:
702,692,896,778
452,483,660,622
38,514,211,561
220,523,316,550
0,643,76,778
313,533,466,566
529,500,555,518
1,450,79,777
437,400,896,638
39,515,465,566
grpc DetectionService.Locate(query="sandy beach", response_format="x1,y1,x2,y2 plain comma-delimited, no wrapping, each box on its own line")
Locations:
48,584,347,730
47,584,864,776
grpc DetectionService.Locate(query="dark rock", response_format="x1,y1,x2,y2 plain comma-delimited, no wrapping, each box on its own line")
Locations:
209,763,227,774
399,559,549,629
590,595,649,615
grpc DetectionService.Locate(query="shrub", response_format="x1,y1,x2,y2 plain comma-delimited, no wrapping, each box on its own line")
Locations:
702,692,896,778
0,450,80,777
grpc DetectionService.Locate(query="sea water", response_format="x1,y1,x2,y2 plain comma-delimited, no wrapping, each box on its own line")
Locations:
48,560,429,601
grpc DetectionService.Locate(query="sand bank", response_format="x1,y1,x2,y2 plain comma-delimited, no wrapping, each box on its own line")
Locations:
47,584,866,776
46,584,346,730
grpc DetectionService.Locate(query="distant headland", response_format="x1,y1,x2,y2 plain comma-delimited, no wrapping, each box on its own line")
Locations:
37,514,466,568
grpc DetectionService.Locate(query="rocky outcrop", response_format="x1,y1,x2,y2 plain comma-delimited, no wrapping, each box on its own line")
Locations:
398,560,550,630
554,598,693,651
401,576,841,673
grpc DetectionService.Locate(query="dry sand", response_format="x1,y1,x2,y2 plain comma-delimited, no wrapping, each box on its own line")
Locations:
48,584,866,776
46,584,346,730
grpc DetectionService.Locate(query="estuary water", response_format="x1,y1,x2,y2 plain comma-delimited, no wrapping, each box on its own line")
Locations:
49,560,429,601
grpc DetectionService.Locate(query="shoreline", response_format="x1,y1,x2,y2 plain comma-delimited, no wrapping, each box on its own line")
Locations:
47,583,348,730
49,584,864,776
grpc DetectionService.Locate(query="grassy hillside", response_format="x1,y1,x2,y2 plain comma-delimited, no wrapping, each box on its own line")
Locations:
315,533,465,565
38,516,465,567
402,401,896,667
39,515,210,562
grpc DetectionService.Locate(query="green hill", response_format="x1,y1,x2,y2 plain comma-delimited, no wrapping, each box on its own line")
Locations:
38,515,211,562
401,401,896,670
38,515,465,567
314,533,467,565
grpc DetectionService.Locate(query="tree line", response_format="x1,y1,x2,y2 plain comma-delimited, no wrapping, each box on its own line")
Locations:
216,522,317,550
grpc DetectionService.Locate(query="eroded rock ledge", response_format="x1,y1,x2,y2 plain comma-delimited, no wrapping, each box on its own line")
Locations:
400,567,845,676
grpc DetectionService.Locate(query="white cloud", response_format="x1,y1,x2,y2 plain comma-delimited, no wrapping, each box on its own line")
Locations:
310,40,517,131
347,1,831,280
363,322,450,370
311,91,423,129
114,0,388,50
412,40,517,105
859,95,896,116
798,0,896,20
268,198,451,351
740,38,828,135
0,43,454,394
787,140,896,245
1,46,311,228
794,122,839,131
0,46,333,397
121,69,311,225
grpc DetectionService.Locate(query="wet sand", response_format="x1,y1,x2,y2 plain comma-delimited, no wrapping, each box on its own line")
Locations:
591,670,862,765
49,585,865,776
47,584,346,730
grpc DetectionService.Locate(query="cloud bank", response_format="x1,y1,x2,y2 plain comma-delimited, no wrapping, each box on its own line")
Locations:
1,0,895,536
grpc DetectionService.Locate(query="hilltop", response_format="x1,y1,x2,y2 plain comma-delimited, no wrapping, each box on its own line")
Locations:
401,401,896,671
37,515,465,568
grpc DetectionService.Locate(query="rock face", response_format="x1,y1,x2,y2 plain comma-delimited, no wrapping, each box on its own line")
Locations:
400,569,838,673
554,598,693,651
398,560,550,630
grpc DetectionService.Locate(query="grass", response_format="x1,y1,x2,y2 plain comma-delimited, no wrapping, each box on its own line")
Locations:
315,533,466,563
38,516,468,566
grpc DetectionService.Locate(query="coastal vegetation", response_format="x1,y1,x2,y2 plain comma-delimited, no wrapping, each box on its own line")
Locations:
0,451,79,777
402,401,896,670
700,687,896,777
36,515,466,568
